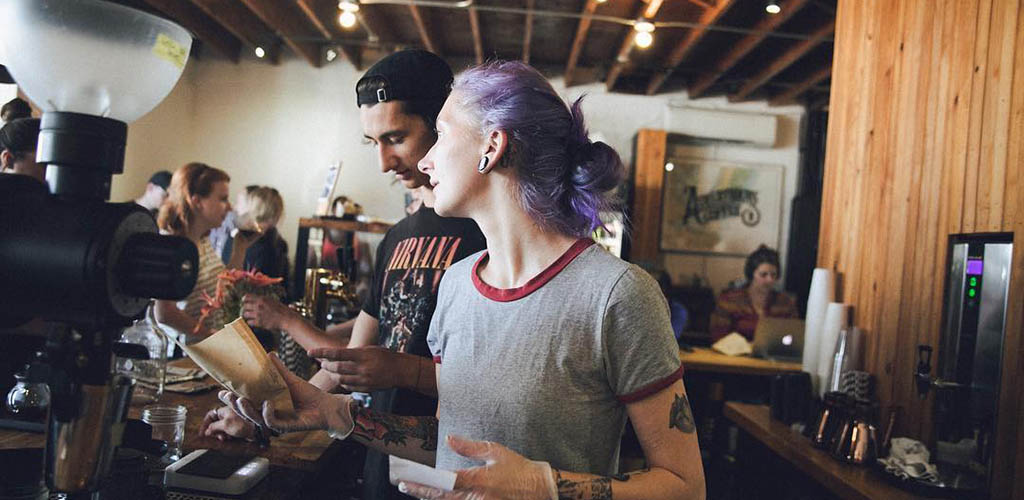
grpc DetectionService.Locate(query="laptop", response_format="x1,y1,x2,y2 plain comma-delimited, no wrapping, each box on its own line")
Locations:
751,317,805,361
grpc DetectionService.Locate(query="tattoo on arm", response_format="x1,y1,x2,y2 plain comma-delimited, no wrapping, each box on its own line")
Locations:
350,407,438,451
669,394,696,433
554,468,612,500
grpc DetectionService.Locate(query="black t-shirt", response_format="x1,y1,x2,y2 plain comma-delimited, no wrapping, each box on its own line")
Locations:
361,206,486,500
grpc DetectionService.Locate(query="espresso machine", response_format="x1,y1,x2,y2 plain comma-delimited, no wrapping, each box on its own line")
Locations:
0,0,197,497
915,233,1013,496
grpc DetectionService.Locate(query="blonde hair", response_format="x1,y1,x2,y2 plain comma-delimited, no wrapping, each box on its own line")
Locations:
158,162,230,236
245,186,284,227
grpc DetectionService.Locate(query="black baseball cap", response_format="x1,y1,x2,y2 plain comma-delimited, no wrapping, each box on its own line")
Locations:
356,49,453,107
148,170,172,190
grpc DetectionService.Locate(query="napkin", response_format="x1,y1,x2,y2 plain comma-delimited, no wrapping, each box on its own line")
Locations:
389,455,457,491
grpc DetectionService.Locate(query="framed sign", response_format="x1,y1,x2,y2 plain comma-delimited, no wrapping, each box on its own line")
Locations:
659,160,783,256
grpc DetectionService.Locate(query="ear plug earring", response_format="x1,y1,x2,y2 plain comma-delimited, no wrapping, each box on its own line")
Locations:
477,156,489,173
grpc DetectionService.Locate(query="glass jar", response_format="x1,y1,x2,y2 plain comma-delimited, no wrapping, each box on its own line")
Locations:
116,305,168,404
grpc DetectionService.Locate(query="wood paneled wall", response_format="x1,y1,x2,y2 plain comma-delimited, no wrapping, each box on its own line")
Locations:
821,0,1024,496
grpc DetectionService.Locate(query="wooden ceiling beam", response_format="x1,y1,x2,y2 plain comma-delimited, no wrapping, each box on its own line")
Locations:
241,0,322,67
522,0,534,64
731,20,834,101
469,5,484,64
606,0,663,91
296,0,361,69
564,0,600,87
684,0,715,8
143,0,241,62
645,0,734,95
189,0,281,64
769,63,831,106
408,2,442,56
687,0,810,98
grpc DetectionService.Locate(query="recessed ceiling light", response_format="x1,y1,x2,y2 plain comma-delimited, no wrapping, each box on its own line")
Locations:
766,1,781,14
254,46,265,58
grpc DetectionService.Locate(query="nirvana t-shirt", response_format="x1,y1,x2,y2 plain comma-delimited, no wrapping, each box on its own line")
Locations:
361,206,485,500
428,239,683,475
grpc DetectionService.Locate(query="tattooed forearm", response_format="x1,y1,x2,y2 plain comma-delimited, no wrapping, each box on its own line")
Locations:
555,468,612,500
350,407,438,451
669,394,696,433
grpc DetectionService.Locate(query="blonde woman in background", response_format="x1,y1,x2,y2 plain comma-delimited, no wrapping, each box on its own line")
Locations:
221,186,289,287
154,163,259,342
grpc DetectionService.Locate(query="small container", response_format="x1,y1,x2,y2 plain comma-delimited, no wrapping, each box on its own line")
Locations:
141,405,186,464
5,371,50,420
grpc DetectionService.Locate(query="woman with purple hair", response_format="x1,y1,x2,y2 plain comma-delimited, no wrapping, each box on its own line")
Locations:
225,61,705,499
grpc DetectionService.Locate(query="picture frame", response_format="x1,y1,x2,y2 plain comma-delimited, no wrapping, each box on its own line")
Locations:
315,161,342,216
659,160,783,256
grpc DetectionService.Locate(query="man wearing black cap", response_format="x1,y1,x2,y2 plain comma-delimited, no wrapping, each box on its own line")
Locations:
204,50,485,500
134,170,172,217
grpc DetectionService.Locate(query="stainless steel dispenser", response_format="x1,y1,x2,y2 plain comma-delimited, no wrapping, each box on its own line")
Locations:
916,233,1013,496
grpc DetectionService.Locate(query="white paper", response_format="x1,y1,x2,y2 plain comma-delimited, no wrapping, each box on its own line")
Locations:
711,332,753,356
802,268,834,395
388,455,457,492
817,302,848,397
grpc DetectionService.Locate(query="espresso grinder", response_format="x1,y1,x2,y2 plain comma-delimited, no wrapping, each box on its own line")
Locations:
914,233,1013,497
0,0,198,497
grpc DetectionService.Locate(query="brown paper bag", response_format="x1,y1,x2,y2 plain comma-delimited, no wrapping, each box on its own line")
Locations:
182,318,295,416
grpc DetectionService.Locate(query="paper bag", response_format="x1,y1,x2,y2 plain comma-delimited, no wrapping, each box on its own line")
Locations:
182,318,295,416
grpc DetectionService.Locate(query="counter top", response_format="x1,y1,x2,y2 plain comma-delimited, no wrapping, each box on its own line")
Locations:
724,402,927,500
0,361,340,472
680,347,802,376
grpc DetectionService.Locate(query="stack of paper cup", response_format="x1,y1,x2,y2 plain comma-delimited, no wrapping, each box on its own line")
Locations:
817,303,849,397
802,268,834,396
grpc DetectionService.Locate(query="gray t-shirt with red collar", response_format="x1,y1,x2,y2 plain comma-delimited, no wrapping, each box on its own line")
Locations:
427,239,682,475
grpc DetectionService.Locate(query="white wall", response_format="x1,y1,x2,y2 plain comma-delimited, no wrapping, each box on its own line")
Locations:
550,79,804,292
111,55,803,292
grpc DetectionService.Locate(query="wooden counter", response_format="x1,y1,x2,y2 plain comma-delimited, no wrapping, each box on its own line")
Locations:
724,402,926,500
0,361,341,472
680,347,802,376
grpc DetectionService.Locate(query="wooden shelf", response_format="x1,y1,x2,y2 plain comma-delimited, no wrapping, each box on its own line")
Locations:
724,402,927,500
298,217,392,234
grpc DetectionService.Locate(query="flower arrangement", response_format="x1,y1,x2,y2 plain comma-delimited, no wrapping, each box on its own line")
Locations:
194,269,285,334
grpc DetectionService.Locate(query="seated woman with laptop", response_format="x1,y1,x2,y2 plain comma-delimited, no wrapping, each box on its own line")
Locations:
710,245,799,344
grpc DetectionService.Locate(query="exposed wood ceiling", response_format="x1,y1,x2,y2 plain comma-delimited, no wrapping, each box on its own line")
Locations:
121,0,836,107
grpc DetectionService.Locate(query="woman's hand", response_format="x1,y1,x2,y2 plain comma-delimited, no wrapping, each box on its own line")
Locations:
224,353,355,438
399,435,557,500
242,294,296,331
199,404,256,441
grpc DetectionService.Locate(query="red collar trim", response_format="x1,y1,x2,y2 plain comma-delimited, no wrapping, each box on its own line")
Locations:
472,239,595,302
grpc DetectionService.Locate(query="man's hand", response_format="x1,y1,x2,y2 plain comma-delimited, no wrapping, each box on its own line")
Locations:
242,294,297,331
398,435,558,500
309,346,418,393
199,404,256,441
225,354,355,438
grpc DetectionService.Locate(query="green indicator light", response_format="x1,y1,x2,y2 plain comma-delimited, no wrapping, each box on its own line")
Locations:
969,277,978,286
968,288,977,298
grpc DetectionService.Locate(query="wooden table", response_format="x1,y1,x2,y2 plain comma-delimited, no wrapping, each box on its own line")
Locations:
724,402,926,500
680,347,803,376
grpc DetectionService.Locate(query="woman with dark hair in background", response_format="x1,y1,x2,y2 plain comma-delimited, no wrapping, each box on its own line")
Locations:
225,61,705,499
709,244,798,343
154,163,259,342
